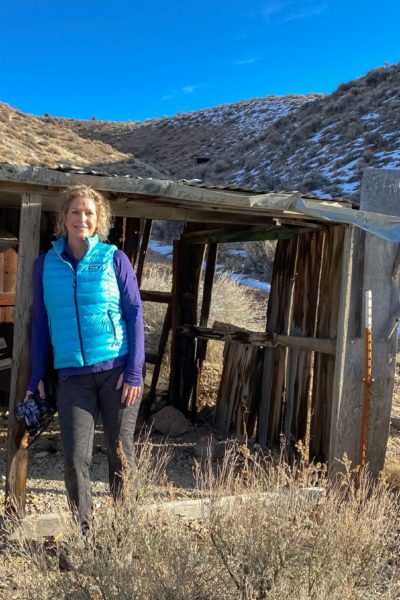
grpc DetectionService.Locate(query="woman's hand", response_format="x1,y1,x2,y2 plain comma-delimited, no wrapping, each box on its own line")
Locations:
116,373,142,406
23,380,46,402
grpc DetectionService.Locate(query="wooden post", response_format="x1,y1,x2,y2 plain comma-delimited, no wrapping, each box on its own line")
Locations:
169,234,206,413
123,217,142,266
5,193,42,516
136,219,152,288
191,243,217,422
330,168,400,476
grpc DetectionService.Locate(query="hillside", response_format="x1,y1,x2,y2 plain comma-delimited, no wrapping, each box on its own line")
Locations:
1,62,399,200
55,63,400,199
0,103,165,178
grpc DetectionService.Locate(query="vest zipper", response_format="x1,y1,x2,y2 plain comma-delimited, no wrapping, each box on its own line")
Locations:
107,309,117,344
73,273,87,365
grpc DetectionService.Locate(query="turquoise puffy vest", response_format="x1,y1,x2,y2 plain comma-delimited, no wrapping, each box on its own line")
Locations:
43,235,129,369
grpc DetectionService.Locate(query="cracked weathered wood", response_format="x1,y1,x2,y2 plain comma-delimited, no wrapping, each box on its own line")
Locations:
5,193,42,516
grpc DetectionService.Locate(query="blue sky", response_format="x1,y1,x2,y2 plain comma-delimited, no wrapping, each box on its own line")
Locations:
1,0,399,121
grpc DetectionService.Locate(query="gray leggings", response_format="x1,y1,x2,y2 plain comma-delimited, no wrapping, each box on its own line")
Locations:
57,366,141,527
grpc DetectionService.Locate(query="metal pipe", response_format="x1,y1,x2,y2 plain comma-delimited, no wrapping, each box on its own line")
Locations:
359,289,373,470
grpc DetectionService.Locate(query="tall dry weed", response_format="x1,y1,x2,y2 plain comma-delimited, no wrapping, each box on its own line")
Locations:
5,440,399,599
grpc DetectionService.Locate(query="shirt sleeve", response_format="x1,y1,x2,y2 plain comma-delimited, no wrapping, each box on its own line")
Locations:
27,254,51,392
114,250,145,386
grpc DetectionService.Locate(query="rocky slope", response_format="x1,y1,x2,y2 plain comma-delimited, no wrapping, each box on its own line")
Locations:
54,62,400,199
1,62,399,200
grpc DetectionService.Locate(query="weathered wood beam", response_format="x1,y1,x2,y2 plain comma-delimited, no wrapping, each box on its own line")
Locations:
11,487,325,540
169,235,206,413
140,290,172,303
0,163,301,209
6,193,42,517
181,224,315,244
122,217,142,266
178,325,336,355
191,243,218,421
0,193,305,225
136,219,152,288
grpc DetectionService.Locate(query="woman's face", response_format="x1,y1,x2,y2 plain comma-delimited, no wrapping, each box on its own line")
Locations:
65,196,97,242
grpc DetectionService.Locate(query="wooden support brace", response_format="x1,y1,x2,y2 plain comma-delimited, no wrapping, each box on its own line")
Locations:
179,325,336,355
5,193,42,517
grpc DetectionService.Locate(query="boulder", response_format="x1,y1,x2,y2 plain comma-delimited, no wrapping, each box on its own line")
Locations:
152,405,190,437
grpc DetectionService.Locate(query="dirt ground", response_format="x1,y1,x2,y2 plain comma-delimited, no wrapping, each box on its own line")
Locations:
0,359,399,518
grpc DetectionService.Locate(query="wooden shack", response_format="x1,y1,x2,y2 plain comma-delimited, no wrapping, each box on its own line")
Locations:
1,162,399,514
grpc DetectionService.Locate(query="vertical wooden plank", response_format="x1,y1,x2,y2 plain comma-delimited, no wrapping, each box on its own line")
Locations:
5,193,42,516
123,217,142,266
169,233,206,413
169,239,181,407
329,225,362,472
214,342,262,436
191,243,217,421
136,219,152,288
108,216,124,248
310,226,345,463
258,237,299,448
284,231,324,450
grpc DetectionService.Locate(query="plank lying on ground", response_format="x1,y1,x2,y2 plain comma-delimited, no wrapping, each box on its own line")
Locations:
10,487,324,540
178,325,337,355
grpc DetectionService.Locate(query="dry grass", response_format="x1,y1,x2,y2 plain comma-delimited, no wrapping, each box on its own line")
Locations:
0,102,164,177
3,439,399,599
141,261,267,405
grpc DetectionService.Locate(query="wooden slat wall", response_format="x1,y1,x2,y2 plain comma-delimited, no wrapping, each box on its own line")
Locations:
258,236,299,447
0,209,20,352
257,227,344,458
310,225,345,463
284,231,324,450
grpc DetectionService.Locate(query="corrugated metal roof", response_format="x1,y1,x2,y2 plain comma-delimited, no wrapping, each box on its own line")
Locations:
0,162,399,242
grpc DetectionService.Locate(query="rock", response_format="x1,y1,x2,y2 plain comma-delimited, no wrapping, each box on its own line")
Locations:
152,406,190,437
391,417,400,431
193,436,225,460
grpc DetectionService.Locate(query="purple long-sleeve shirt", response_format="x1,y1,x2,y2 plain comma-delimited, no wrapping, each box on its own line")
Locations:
28,246,145,391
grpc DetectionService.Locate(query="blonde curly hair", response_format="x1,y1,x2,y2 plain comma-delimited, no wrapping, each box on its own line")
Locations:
54,185,113,241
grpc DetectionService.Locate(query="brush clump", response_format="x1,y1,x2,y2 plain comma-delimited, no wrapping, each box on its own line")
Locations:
4,437,399,600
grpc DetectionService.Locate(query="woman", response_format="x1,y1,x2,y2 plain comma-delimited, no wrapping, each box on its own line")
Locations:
25,185,145,531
